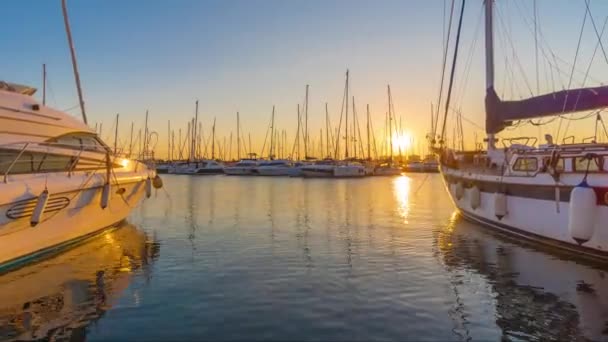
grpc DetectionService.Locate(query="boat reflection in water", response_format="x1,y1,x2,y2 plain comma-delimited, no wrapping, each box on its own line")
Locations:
0,223,159,341
436,213,608,341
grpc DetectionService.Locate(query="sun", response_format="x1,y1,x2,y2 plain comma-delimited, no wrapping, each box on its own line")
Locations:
392,132,413,152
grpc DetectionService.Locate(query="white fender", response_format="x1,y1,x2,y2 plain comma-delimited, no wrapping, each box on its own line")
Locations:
101,183,110,209
31,189,50,227
455,182,464,200
470,186,481,210
145,177,152,198
568,181,597,245
494,192,507,220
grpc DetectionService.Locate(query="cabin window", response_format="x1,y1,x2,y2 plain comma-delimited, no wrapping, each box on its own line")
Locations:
573,156,604,172
0,148,118,175
512,157,538,172
541,157,565,172
0,149,72,174
47,133,105,152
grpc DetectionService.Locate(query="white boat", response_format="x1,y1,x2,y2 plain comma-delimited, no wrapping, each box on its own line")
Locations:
333,162,366,178
256,159,294,176
156,162,171,174
422,156,439,173
374,162,402,176
438,0,608,260
0,82,159,271
224,159,258,175
301,159,336,178
422,160,439,173
405,161,425,173
169,160,224,175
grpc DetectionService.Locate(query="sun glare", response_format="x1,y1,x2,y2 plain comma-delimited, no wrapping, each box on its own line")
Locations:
392,132,413,152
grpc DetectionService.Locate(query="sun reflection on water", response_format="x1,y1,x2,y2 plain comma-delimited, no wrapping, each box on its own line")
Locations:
392,176,411,224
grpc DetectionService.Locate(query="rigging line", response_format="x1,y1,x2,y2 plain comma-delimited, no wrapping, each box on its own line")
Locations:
62,104,80,112
534,0,539,94
439,0,466,143
600,112,608,141
433,0,456,141
584,0,608,65
557,4,589,141
446,106,484,130
511,0,580,89
568,14,608,137
334,80,347,159
454,4,483,107
495,5,535,97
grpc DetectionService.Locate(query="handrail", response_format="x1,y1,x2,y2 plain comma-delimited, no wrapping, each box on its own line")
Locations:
4,143,29,183
501,136,538,149
67,146,84,177
562,136,575,144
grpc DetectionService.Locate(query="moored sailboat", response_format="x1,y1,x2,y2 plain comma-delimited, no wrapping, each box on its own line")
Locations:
436,0,608,260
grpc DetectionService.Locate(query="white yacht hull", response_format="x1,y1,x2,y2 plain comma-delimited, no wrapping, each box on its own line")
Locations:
256,167,291,176
374,166,402,176
0,167,152,271
301,166,335,178
224,167,256,176
441,165,608,259
333,165,366,178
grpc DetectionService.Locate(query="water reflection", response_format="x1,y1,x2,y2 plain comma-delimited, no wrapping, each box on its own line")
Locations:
0,224,159,341
392,176,411,224
436,214,608,341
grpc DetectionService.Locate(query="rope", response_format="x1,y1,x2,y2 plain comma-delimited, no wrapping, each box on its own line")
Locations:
432,0,456,142
440,0,466,143
556,5,588,142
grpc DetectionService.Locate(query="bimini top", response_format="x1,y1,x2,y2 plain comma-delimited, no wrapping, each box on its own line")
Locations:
0,81,94,145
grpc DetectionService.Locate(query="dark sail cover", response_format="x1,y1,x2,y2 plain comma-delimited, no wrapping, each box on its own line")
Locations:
485,85,608,134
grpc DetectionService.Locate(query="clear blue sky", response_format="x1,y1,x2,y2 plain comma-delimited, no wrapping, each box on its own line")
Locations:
3,1,608,157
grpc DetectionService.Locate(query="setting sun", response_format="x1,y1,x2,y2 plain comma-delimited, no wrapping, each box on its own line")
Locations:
392,132,413,152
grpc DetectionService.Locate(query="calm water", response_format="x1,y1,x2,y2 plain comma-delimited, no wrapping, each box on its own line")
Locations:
2,174,608,341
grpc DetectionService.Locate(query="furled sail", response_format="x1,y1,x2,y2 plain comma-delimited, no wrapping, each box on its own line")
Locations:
485,85,608,134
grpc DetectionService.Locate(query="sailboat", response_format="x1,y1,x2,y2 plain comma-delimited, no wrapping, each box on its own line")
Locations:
438,0,608,260
374,85,403,176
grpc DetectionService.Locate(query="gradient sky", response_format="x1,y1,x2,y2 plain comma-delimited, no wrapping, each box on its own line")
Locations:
3,1,608,158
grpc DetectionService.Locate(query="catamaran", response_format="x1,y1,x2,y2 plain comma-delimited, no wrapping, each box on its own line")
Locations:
437,0,608,259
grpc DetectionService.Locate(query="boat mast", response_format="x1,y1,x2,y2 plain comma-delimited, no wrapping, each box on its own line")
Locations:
129,121,134,158
212,117,216,160
270,105,275,159
345,70,349,159
296,104,301,160
325,103,330,158
42,64,46,106
367,104,371,160
61,0,87,124
168,120,171,161
113,113,119,154
144,110,149,158
305,85,309,159
352,96,357,159
485,0,495,150
237,112,240,160
388,85,393,162
192,100,199,160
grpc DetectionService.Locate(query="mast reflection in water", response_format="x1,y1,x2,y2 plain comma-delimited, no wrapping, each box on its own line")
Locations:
0,224,159,341
5,175,608,340
436,213,608,341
